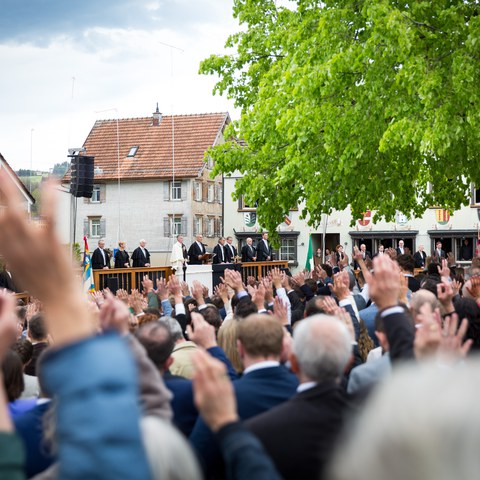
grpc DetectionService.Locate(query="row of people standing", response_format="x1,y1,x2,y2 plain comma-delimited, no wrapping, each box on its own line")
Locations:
91,239,151,270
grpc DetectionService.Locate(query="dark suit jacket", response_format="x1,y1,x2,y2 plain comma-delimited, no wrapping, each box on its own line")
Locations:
396,248,406,256
245,382,349,480
413,251,427,269
354,251,371,269
190,365,298,475
241,244,256,262
131,247,150,267
212,244,226,264
24,342,49,376
163,372,198,437
91,248,111,270
256,239,273,261
287,290,305,325
0,270,19,292
225,243,237,262
114,250,130,268
188,242,206,265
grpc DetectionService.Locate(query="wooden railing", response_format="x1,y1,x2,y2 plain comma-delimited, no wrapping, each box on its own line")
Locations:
240,261,289,283
93,266,173,292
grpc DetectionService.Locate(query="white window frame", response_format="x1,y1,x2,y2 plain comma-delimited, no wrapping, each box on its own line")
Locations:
207,156,214,169
91,185,101,203
194,216,202,236
207,217,215,237
171,181,182,201
279,238,296,262
90,218,101,238
172,216,182,236
207,184,214,203
194,182,202,201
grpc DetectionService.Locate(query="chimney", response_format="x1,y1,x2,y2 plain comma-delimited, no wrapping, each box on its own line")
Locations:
152,103,162,126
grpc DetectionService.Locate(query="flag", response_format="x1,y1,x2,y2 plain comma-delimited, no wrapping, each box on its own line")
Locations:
83,236,95,293
305,234,314,271
284,215,292,226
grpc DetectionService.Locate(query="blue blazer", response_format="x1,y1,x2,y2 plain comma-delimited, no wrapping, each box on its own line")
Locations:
190,365,298,475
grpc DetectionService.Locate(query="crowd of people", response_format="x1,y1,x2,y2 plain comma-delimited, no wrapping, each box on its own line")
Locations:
1,173,480,479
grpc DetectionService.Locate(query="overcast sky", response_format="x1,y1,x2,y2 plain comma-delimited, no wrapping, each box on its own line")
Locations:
0,0,240,171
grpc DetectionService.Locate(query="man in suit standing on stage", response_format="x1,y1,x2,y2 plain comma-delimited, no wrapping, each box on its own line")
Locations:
91,239,111,270
256,232,273,261
241,237,256,262
413,244,427,269
396,239,406,256
213,237,227,264
188,234,207,265
0,263,19,292
131,239,151,267
225,236,237,262
433,241,446,261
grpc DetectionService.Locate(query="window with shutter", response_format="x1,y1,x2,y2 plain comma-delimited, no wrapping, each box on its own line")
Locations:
202,183,208,202
100,184,106,203
100,219,106,237
163,217,171,237
181,181,187,201
163,182,170,201
83,219,89,237
181,217,188,236
207,184,214,203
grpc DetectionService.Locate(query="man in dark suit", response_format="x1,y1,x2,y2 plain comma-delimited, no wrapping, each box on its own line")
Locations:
188,234,207,265
225,236,238,262
354,243,371,269
25,313,49,376
396,239,406,256
0,263,19,292
91,239,111,270
212,237,227,264
413,244,427,269
131,239,151,267
433,241,446,261
190,315,298,476
241,237,256,262
245,315,352,480
256,232,273,261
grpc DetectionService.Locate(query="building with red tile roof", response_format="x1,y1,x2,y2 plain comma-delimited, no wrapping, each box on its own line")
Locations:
59,108,230,262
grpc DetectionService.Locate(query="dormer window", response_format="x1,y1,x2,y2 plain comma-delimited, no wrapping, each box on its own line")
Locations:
127,146,139,157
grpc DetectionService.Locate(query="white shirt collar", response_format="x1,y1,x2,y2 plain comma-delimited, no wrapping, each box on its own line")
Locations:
297,381,317,393
243,360,280,375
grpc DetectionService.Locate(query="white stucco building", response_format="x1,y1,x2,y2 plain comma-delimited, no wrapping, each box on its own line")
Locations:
58,109,229,264
223,173,480,271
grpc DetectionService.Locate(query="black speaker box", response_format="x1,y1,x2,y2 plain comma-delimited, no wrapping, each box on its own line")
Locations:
70,155,95,198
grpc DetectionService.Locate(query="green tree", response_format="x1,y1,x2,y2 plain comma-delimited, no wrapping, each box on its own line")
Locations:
200,0,480,237
52,161,70,178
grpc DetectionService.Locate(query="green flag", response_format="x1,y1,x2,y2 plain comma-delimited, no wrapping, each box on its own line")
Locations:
305,235,314,271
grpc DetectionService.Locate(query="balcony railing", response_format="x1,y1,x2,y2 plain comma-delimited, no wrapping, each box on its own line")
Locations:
93,266,173,292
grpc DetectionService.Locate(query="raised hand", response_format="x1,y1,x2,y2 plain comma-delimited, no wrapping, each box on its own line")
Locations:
186,312,217,349
156,278,169,301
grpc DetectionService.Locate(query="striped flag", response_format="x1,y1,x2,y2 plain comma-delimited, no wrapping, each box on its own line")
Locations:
305,234,314,271
83,236,95,293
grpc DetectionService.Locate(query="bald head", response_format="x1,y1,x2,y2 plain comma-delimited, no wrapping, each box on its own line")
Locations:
410,289,440,321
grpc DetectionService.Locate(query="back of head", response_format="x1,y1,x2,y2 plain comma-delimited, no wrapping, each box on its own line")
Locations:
305,296,327,317
198,305,222,333
141,416,201,480
2,350,25,402
218,319,243,373
330,360,480,480
453,297,480,350
410,289,441,318
159,316,184,343
427,262,441,277
237,314,284,357
28,313,47,342
420,277,441,297
321,263,333,278
11,338,33,366
136,322,174,371
397,254,415,273
234,297,258,320
293,314,351,383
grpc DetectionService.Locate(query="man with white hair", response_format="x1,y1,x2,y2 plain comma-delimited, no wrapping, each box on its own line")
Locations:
245,315,353,480
132,239,151,267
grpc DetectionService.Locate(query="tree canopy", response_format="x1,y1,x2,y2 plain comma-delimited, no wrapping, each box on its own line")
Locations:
200,0,480,236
